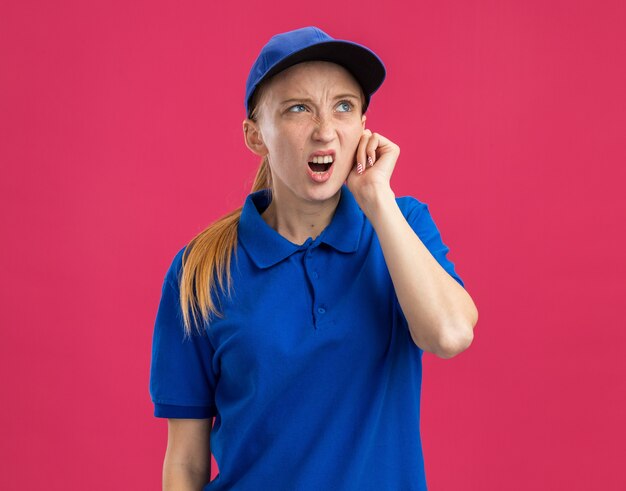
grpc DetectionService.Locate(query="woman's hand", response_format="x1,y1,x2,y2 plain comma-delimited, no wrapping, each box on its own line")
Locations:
346,128,400,216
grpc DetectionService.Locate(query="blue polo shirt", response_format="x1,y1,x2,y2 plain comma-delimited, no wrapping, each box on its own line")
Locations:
149,185,464,490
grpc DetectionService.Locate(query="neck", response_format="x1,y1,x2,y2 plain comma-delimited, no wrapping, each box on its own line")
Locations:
261,188,341,245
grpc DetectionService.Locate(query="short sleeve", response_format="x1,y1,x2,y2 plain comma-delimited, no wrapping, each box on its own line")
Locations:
149,247,218,419
397,196,465,289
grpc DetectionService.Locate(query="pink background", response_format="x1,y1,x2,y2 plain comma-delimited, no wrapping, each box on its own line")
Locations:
1,0,625,489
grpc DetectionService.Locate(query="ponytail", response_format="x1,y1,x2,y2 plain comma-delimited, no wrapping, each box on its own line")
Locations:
179,155,272,335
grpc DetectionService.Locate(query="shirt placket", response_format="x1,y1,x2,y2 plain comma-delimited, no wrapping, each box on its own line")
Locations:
303,242,330,330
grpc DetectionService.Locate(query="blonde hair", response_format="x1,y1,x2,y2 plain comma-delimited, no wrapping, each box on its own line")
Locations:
179,83,271,336
179,66,366,335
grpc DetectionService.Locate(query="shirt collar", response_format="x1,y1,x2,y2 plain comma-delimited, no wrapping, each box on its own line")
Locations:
238,185,364,269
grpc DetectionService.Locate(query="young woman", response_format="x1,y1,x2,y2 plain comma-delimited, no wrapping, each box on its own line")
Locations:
150,26,478,490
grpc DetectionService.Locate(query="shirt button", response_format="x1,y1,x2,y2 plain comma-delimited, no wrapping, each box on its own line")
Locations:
317,307,326,314
312,272,319,279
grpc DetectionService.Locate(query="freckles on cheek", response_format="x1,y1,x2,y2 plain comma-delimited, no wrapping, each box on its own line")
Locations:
348,140,360,158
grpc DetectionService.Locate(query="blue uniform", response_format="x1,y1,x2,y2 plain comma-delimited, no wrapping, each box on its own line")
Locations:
149,185,464,490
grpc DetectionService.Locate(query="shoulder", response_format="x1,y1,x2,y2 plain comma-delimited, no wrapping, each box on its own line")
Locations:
163,245,188,291
394,195,449,244
395,195,430,221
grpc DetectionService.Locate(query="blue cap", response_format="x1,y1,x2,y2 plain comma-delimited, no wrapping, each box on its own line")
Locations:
245,26,386,118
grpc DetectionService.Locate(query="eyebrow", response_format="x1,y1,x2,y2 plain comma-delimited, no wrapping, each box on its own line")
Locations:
280,93,361,105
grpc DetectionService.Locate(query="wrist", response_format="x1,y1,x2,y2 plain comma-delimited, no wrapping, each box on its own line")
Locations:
355,185,396,223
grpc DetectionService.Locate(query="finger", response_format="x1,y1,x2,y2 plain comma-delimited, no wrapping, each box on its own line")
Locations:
366,133,380,167
357,129,372,174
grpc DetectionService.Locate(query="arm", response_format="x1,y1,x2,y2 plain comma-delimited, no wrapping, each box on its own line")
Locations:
365,188,476,358
163,418,213,490
347,131,478,359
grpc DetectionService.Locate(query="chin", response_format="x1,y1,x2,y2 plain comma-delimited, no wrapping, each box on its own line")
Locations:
303,179,345,203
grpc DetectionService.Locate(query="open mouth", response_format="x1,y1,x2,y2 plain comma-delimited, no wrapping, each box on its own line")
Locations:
308,162,332,172
307,155,334,173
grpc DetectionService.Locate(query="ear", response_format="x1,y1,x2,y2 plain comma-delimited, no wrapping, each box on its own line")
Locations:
361,114,367,129
243,119,268,157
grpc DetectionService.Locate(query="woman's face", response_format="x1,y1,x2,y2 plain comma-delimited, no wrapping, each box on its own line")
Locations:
245,60,366,204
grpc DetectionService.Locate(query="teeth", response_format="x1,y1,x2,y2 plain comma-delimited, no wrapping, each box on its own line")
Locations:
312,155,334,164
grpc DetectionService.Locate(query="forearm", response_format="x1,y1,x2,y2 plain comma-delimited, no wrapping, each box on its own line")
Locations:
362,187,478,358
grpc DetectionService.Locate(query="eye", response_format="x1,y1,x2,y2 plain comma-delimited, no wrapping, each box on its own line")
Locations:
288,104,307,113
336,100,353,112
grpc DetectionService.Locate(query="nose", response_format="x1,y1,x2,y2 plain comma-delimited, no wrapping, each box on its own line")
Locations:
312,111,336,142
